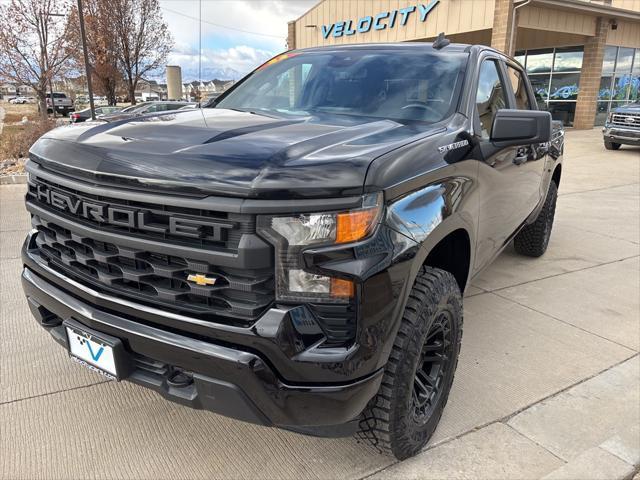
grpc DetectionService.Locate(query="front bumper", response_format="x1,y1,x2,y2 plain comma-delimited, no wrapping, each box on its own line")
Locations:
21,236,385,435
603,126,640,145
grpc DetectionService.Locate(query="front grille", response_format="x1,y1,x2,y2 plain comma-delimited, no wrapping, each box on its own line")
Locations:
32,215,274,326
26,171,275,327
611,112,640,128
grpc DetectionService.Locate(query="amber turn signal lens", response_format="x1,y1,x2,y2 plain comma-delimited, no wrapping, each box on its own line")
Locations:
330,277,355,298
336,208,379,244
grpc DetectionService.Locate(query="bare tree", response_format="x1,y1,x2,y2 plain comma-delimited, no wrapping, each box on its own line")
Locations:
0,0,72,120
67,0,122,106
111,0,173,104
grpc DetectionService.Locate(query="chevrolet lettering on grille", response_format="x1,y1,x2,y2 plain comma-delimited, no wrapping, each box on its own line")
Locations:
34,183,233,242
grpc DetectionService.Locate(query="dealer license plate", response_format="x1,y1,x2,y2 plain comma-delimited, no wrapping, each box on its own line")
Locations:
66,325,118,379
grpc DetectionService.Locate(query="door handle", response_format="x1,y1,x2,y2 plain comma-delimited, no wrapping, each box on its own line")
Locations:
513,155,527,165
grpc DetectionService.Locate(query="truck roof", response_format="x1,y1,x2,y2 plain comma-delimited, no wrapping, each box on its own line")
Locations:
292,42,509,59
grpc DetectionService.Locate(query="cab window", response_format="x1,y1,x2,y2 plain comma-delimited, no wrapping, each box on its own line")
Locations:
475,60,507,139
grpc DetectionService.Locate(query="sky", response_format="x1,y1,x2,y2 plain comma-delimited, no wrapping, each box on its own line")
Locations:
159,0,316,81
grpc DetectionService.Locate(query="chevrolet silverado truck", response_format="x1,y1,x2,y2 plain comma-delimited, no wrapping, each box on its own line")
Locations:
21,41,564,460
603,101,640,150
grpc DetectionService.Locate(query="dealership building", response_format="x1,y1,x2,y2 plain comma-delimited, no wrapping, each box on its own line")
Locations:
287,0,640,129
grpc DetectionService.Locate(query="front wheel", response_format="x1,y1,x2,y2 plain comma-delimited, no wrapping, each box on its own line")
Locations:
604,140,621,150
358,267,463,460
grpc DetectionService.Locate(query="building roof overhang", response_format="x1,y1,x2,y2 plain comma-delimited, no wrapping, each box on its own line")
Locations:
532,0,640,22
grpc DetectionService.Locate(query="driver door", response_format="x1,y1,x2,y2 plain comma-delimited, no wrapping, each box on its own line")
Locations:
474,57,534,271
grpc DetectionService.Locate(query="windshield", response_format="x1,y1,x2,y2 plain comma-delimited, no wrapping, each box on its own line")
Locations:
216,49,467,123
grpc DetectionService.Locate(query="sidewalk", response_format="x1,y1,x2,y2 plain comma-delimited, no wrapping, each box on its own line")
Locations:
0,129,638,479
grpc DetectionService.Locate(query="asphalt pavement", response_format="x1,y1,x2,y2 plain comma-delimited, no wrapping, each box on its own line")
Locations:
0,129,638,479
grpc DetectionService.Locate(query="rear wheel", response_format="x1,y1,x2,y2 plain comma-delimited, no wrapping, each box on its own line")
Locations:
514,181,558,257
605,140,621,150
357,267,463,460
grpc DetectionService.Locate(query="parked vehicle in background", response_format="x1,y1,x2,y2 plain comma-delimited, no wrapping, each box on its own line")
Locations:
69,106,122,123
9,96,30,104
98,101,196,121
42,92,74,116
21,42,563,461
603,101,640,150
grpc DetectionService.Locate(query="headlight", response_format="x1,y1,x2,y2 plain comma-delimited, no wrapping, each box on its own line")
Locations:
257,193,383,303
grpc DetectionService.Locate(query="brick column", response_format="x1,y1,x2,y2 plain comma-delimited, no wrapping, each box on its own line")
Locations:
287,21,296,50
491,0,515,54
573,17,608,130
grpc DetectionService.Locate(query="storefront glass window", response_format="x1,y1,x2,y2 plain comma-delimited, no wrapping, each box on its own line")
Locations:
528,75,550,107
602,46,618,73
519,47,582,126
612,75,632,100
550,73,580,101
629,74,639,101
526,49,553,74
596,47,640,125
547,103,576,127
553,47,583,72
599,76,613,100
616,48,635,73
595,101,609,126
519,46,639,128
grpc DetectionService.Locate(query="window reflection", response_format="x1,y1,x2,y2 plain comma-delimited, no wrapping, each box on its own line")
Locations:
550,73,580,101
547,103,576,127
526,49,554,74
553,47,583,72
595,101,609,126
599,76,613,100
529,75,550,106
603,46,618,73
616,48,635,73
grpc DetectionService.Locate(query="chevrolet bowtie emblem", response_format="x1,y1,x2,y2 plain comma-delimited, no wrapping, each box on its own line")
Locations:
187,273,217,286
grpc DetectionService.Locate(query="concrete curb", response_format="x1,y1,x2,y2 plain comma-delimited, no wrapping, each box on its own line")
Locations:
0,174,27,185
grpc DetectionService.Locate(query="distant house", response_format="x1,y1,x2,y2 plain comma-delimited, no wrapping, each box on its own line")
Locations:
17,85,36,96
136,79,167,101
182,79,236,101
0,83,17,98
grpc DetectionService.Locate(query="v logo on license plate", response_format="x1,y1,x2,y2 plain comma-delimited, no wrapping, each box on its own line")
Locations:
86,342,105,362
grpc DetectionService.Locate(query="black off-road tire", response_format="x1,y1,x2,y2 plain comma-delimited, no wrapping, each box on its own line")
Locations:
514,181,558,257
604,140,621,150
357,266,463,460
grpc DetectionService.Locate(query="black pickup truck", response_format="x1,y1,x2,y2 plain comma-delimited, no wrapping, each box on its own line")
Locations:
21,41,564,460
603,101,640,150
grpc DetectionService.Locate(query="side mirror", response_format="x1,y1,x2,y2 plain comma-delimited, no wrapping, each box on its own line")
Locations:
491,109,552,146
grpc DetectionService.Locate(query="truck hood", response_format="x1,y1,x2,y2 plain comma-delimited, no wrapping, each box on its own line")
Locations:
612,102,640,114
30,108,442,199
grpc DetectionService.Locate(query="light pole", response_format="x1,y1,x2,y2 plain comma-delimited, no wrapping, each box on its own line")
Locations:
76,0,96,120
